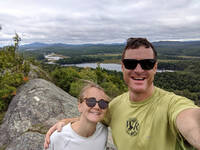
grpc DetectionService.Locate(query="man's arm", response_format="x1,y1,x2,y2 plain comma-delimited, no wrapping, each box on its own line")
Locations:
44,117,79,149
176,108,200,149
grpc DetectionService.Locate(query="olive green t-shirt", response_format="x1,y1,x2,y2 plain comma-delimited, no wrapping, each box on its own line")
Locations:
103,87,198,150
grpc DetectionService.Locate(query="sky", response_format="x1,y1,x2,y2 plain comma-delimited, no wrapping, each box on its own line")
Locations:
0,0,200,46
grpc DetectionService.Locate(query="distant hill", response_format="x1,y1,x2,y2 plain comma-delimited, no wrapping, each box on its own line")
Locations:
152,41,200,56
21,40,200,49
21,42,50,48
20,42,124,50
153,41,200,46
21,42,78,48
20,40,200,57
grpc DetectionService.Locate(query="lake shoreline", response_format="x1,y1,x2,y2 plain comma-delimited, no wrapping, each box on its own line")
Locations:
61,62,174,72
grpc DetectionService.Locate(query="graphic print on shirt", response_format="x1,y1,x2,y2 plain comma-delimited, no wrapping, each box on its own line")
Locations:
126,118,140,136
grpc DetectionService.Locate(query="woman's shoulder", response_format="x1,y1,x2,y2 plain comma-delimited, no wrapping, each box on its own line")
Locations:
50,123,71,140
96,122,108,132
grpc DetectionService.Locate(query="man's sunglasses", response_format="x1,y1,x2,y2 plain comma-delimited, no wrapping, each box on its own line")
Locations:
84,97,109,109
122,59,156,70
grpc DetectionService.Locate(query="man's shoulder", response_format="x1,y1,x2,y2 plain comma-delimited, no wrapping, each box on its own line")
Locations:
155,87,176,98
155,87,192,103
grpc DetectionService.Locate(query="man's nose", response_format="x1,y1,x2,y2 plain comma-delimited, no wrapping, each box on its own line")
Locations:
134,63,143,72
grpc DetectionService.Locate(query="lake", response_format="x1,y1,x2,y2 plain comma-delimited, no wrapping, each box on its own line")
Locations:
63,63,174,72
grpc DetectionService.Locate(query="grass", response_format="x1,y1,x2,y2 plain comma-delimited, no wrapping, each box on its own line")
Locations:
84,53,121,57
157,59,182,63
103,59,121,64
178,55,200,59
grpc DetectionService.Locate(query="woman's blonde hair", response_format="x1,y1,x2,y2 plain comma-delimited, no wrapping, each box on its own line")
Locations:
78,80,110,103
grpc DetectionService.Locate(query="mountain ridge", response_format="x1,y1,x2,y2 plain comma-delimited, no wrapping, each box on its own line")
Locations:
20,40,200,49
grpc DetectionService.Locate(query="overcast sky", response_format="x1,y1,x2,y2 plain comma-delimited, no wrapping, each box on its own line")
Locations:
0,0,200,46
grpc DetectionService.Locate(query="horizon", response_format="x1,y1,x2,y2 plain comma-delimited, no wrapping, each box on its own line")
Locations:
0,39,200,48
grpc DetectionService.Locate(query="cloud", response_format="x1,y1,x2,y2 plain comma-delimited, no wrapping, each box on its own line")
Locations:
0,0,200,46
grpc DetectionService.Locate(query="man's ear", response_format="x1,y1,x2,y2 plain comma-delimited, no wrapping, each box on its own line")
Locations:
121,60,125,72
153,61,158,73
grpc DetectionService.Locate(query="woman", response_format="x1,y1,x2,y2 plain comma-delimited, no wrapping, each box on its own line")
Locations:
47,82,110,150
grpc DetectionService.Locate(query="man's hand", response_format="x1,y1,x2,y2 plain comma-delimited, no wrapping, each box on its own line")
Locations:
44,120,66,149
44,117,79,149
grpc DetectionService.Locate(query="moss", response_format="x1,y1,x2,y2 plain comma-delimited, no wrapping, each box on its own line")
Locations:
0,112,6,125
0,145,7,150
27,123,50,134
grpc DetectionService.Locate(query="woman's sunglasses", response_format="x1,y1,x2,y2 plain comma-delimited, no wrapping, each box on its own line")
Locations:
84,97,109,109
122,59,156,70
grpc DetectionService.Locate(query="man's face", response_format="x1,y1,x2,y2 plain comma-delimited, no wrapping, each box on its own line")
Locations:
121,46,157,94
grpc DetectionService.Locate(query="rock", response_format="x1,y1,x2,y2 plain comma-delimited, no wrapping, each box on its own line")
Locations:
0,79,79,149
6,132,45,150
28,64,52,81
107,128,117,150
0,78,116,150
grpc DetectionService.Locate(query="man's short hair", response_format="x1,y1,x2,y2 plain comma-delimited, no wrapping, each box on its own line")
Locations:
121,38,157,61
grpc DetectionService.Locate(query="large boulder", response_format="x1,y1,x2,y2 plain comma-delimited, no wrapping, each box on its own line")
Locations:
0,78,116,150
0,79,79,150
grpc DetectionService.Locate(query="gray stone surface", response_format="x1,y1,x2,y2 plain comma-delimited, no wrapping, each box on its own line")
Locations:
0,79,78,149
0,78,116,150
28,64,51,80
6,132,45,150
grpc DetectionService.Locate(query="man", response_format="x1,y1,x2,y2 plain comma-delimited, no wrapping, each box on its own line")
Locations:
44,38,200,150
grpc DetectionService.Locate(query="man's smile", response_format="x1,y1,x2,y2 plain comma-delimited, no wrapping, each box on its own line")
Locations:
131,77,146,81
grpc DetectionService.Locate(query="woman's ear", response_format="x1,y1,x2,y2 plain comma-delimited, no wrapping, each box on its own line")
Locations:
78,102,83,113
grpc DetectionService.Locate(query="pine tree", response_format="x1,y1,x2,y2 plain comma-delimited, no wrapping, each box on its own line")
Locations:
13,33,21,52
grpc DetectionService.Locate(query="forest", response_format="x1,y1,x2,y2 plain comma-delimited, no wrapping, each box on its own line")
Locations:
41,63,200,105
1,36,200,120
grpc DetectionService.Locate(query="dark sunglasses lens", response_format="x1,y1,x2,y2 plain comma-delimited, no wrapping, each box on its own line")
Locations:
86,98,96,107
140,59,156,70
98,99,108,109
123,59,137,69
85,98,108,109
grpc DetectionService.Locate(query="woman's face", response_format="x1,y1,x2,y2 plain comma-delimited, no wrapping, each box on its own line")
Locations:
78,87,109,124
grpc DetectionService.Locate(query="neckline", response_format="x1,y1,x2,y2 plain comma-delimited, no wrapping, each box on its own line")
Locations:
127,87,158,106
69,122,100,140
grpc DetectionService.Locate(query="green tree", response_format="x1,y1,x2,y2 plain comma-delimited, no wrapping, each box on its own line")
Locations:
13,33,21,52
95,65,109,84
51,67,80,92
69,80,85,97
79,68,97,82
101,81,121,98
0,34,30,112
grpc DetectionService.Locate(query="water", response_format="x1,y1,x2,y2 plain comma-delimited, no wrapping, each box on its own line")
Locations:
63,63,174,72
63,63,122,72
